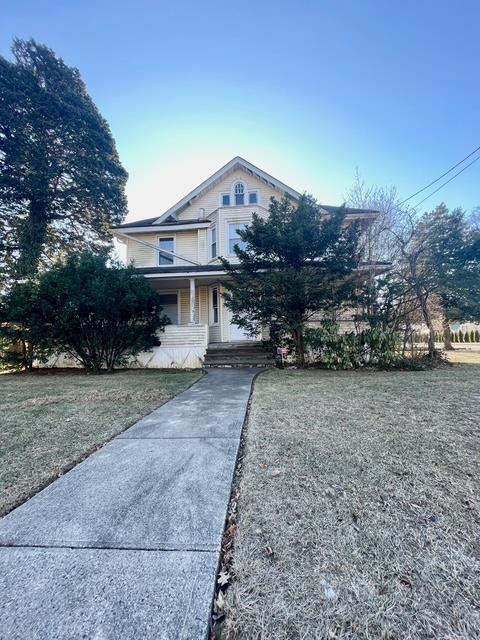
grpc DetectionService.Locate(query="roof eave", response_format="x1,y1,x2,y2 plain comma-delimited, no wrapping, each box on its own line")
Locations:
112,221,212,234
153,156,303,224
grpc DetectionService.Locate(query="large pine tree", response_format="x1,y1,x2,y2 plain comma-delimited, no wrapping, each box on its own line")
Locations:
421,204,480,348
0,39,128,280
221,195,363,366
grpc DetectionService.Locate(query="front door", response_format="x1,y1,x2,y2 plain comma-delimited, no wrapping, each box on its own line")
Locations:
229,320,250,341
228,311,256,341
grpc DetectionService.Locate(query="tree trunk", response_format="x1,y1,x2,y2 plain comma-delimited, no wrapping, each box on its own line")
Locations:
417,288,436,357
293,328,305,368
21,339,28,372
402,321,411,357
442,316,453,350
26,341,34,372
16,199,49,277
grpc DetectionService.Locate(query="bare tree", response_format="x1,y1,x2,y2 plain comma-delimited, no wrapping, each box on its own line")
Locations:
346,171,441,357
345,169,409,263
468,207,480,231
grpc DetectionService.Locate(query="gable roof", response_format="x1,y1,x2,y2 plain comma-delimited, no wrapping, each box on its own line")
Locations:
113,156,380,231
154,156,303,224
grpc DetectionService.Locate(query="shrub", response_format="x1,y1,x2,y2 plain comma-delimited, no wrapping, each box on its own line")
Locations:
37,252,169,372
304,323,399,370
475,329,480,343
304,323,362,370
0,280,53,371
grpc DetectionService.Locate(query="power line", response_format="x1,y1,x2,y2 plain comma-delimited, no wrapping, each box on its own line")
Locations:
399,143,480,206
411,153,480,210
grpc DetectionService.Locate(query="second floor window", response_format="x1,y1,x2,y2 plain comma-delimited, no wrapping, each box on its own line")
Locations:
249,191,258,204
222,194,230,206
234,182,245,205
210,226,217,259
158,237,174,265
228,223,247,255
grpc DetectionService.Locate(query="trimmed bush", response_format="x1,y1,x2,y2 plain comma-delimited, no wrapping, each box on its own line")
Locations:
304,323,399,370
0,252,169,372
36,252,169,372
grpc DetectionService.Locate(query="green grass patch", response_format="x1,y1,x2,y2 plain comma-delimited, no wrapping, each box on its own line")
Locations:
0,369,201,516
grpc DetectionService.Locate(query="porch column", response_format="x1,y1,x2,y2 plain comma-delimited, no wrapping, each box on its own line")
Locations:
189,277,197,324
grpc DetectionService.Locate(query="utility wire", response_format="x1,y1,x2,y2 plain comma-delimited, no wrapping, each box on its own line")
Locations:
411,153,480,210
398,143,480,206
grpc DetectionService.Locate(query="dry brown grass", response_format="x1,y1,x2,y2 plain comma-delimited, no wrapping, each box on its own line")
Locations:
446,346,480,364
0,369,201,516
224,365,480,640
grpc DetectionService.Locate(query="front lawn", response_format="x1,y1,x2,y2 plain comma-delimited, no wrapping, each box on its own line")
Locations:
0,369,201,516
224,365,480,639
446,345,480,364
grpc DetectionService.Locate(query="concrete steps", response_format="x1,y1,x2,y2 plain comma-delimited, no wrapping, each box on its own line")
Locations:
204,342,274,368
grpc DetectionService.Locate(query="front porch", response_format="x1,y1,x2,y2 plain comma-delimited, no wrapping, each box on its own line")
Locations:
144,273,258,345
128,272,261,368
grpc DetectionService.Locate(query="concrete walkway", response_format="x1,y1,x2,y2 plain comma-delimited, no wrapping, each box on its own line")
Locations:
0,368,258,640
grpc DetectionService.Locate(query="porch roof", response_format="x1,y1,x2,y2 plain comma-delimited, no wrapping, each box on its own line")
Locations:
134,261,391,279
135,265,229,277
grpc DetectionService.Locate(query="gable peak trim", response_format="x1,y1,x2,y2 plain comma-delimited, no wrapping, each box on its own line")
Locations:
153,156,302,224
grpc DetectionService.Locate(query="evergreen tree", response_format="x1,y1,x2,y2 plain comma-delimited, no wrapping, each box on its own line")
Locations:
36,252,168,372
421,204,480,349
0,39,128,281
221,195,362,367
0,279,52,370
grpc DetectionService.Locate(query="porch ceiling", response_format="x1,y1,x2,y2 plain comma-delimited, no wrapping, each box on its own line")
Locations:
148,276,229,290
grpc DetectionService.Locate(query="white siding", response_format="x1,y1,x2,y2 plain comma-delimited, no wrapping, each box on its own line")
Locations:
126,234,157,267
176,286,208,325
158,324,208,347
176,230,198,266
198,286,208,324
127,231,200,268
176,167,281,222
198,228,208,264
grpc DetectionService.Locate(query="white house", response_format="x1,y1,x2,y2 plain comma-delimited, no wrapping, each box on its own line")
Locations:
112,157,380,368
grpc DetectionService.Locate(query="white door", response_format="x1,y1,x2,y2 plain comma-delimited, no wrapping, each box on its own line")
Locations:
230,320,251,341
229,311,256,341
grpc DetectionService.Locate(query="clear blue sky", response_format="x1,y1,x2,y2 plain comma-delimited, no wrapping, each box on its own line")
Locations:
2,0,479,222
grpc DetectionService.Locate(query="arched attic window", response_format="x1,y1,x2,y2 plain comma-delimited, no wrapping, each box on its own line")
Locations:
234,182,245,205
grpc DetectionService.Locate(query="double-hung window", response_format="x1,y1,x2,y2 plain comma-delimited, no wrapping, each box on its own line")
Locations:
210,226,217,259
228,223,247,255
158,237,174,265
